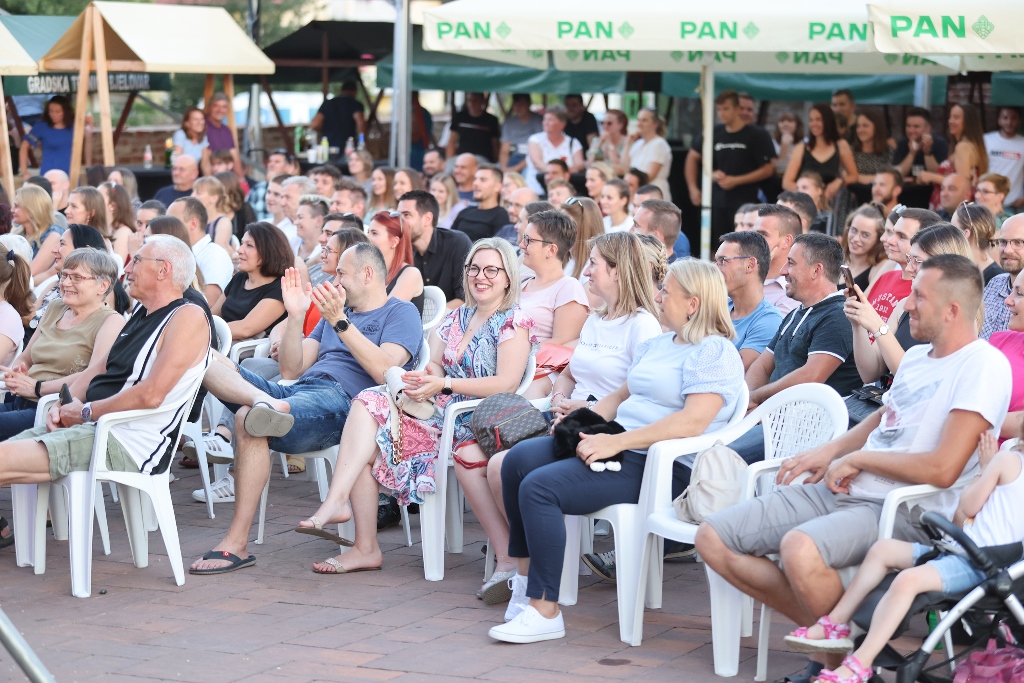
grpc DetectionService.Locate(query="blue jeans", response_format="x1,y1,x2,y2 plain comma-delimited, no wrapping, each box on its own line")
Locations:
225,368,352,453
729,424,766,465
0,394,40,442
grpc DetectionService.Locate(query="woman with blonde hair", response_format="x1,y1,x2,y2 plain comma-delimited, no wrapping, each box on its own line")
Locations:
622,108,673,200
392,167,425,198
491,256,745,642
846,223,974,385
295,238,536,577
346,148,375,198
193,176,235,255
952,202,1003,284
502,171,527,205
589,109,629,175
430,174,469,229
98,181,136,263
560,196,605,280
215,170,256,241
919,103,988,209
65,187,109,241
11,184,62,277
636,232,669,294
365,167,397,221
584,161,614,203
106,167,141,209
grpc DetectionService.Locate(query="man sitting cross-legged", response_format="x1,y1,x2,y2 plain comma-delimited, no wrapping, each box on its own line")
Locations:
695,254,1012,680
0,236,210,488
189,242,423,575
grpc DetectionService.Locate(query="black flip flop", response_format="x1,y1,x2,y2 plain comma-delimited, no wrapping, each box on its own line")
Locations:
189,550,256,575
243,402,294,439
776,661,825,683
0,517,13,549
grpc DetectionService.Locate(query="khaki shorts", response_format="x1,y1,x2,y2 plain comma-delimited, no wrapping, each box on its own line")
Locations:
705,481,927,569
11,424,139,481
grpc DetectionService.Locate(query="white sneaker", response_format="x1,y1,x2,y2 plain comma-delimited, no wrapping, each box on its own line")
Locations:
593,519,611,536
192,473,235,503
489,605,565,643
478,569,516,605
504,573,530,622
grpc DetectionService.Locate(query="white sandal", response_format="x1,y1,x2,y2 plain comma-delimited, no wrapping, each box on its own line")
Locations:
192,473,235,503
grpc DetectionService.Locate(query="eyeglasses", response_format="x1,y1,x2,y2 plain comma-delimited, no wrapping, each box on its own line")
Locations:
994,239,1024,250
904,253,927,269
974,188,997,197
520,234,555,249
131,255,165,267
465,265,506,279
715,255,753,267
59,273,98,284
323,245,341,255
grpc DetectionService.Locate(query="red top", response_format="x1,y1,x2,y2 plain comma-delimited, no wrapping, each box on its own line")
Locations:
303,303,322,337
867,269,911,322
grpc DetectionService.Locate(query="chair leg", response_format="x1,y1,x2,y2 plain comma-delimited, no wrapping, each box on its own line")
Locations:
279,452,289,478
256,477,270,545
558,515,581,606
609,512,639,644
32,483,52,574
400,505,412,547
756,604,771,681
645,536,664,609
313,458,329,502
185,420,216,519
706,564,743,677
742,595,754,638
579,517,593,576
149,482,185,586
107,481,119,504
419,487,445,581
93,482,111,556
118,485,149,568
631,534,657,646
66,472,96,598
142,492,158,533
444,472,463,553
11,483,38,569
49,484,68,541
483,539,495,581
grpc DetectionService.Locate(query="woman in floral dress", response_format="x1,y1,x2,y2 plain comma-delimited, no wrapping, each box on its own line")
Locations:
298,237,536,575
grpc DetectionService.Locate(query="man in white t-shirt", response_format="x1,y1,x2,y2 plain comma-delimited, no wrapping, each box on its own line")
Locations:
697,254,1011,672
985,107,1024,212
169,197,233,303
279,176,315,250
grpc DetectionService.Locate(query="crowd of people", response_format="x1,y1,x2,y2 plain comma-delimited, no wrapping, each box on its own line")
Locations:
2,88,1024,670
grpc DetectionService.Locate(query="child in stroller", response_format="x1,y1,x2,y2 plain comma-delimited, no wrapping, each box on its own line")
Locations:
782,432,1024,683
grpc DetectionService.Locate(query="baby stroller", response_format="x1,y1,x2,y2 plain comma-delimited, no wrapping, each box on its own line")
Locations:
851,511,1024,683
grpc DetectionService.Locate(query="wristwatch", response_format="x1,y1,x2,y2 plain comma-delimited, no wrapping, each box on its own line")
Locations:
442,377,453,395
875,324,890,338
332,318,350,334
34,380,42,398
81,402,93,423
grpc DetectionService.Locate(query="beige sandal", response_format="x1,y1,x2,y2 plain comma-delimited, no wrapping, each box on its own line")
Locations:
286,455,306,474
294,515,354,546
313,556,382,574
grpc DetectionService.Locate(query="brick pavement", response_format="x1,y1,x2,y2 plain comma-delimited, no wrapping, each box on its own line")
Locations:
0,463,920,682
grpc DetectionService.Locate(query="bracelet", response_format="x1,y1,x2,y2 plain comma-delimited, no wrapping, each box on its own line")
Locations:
551,392,566,402
34,380,42,398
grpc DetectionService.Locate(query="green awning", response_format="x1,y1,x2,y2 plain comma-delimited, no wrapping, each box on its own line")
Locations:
0,15,171,96
662,72,947,105
991,74,1024,106
378,26,624,93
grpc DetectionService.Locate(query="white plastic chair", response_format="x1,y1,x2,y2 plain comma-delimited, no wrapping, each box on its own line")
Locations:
254,337,431,546
183,316,232,519
419,354,536,581
421,286,446,339
631,383,847,677
17,368,205,597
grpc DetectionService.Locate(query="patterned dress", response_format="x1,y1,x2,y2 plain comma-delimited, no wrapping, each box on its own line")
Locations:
359,305,537,505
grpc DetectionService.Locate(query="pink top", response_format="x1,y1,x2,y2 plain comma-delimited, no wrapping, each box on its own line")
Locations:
867,269,912,322
519,276,589,342
0,301,22,367
990,331,1024,421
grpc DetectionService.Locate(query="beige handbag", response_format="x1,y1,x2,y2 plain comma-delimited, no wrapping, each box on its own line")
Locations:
673,441,747,524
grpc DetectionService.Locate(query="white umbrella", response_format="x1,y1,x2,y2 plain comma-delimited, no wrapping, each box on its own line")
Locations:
868,0,1021,55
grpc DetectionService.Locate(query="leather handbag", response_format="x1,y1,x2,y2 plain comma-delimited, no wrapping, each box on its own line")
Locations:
844,384,885,427
533,343,574,381
470,392,549,457
384,366,436,421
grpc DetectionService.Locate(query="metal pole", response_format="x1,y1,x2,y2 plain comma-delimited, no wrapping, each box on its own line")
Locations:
0,608,55,683
913,74,932,108
391,0,411,167
245,0,264,167
699,63,715,261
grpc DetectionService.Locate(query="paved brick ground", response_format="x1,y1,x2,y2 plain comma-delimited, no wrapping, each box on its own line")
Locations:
0,463,924,682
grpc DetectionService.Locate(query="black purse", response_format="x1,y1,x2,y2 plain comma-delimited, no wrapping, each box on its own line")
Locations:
844,384,886,427
469,393,550,457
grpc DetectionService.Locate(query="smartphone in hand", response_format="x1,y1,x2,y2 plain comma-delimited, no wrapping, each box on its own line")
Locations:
840,265,856,298
59,383,72,406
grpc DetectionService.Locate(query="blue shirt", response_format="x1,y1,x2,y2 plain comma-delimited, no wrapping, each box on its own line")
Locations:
25,121,74,174
732,298,783,356
673,232,691,259
305,296,422,398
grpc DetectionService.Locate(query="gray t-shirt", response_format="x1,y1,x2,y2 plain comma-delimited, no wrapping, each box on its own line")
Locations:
766,291,860,396
501,112,544,153
304,296,422,398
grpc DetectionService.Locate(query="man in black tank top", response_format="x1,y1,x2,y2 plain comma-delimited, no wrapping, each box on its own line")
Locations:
0,237,210,490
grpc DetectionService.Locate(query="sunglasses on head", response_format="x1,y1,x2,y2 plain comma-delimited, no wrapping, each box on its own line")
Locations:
268,148,295,162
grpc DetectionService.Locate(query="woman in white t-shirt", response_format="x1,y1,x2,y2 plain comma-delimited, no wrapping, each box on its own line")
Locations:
0,250,32,366
550,231,662,416
622,108,674,201
524,106,585,195
601,178,632,233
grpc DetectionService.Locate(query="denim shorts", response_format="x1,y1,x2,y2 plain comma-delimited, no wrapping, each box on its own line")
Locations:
231,368,352,454
912,543,987,593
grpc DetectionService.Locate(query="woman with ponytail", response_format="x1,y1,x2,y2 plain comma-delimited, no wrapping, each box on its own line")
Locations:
0,249,32,366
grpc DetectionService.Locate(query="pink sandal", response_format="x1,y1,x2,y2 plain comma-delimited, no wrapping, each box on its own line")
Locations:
816,655,872,683
784,615,854,654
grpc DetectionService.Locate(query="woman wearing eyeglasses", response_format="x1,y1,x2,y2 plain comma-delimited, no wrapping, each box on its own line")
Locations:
974,174,1013,229
296,238,536,575
365,211,424,315
588,109,629,176
953,202,1003,285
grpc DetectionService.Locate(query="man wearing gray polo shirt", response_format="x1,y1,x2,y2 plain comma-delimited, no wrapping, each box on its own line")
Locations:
170,197,233,303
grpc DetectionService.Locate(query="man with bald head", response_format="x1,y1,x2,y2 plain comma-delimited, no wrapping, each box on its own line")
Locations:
497,186,539,244
155,155,199,207
452,153,479,202
938,173,972,221
982,214,1024,339
43,169,70,214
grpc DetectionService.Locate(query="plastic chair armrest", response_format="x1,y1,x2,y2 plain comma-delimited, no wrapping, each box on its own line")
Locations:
879,484,943,539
